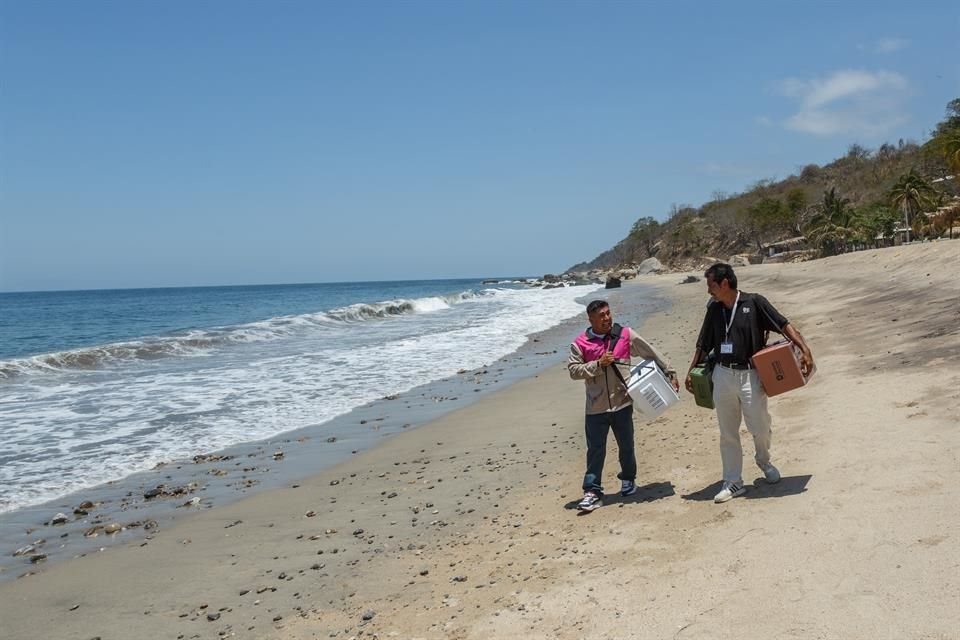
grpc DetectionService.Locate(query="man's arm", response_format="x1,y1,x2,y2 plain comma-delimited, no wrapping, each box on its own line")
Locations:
683,347,706,393
628,329,679,391
782,323,814,375
568,342,603,380
755,295,813,375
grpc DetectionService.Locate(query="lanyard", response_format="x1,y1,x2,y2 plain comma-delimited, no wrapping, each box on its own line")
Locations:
723,291,741,340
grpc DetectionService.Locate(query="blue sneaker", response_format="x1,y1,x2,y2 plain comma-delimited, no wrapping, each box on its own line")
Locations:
620,480,638,497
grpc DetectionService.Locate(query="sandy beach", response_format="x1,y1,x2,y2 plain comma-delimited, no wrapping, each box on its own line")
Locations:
2,241,958,640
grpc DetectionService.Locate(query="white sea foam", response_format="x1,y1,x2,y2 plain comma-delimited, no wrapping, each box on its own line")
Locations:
0,283,600,512
0,290,486,379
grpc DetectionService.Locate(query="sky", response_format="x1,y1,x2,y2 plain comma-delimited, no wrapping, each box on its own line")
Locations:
1,1,958,291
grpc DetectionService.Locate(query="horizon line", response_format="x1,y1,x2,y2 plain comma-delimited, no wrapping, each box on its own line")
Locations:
0,275,541,296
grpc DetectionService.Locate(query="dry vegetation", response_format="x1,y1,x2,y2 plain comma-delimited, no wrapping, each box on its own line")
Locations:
569,99,960,274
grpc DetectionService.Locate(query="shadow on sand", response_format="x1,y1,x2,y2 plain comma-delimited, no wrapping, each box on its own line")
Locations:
564,481,676,512
681,475,812,502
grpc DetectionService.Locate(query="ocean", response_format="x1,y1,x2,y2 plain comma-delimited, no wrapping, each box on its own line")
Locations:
0,279,604,516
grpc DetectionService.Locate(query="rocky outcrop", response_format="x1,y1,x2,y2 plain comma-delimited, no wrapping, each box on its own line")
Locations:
567,274,595,286
637,257,665,274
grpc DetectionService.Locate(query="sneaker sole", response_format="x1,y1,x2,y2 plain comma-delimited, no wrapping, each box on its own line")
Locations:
578,502,601,512
714,488,746,503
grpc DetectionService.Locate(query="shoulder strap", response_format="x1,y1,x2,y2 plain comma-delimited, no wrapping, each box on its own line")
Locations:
606,324,630,389
607,323,623,352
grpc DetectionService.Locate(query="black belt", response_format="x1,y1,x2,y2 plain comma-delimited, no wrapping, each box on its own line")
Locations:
719,362,753,370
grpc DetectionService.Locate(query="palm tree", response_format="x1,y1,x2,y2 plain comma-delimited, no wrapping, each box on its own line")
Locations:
806,188,860,254
888,170,937,243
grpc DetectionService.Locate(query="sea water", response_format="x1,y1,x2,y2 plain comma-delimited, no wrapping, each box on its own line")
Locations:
0,279,602,514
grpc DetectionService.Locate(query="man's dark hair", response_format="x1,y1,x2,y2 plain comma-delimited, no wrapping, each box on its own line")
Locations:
704,263,738,289
586,299,609,315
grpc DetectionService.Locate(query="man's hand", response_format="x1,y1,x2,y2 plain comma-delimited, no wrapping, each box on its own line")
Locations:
799,350,814,376
783,324,814,376
599,351,615,367
684,372,694,393
668,373,680,393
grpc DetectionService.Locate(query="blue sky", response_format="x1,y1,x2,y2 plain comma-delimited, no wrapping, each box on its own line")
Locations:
1,1,957,291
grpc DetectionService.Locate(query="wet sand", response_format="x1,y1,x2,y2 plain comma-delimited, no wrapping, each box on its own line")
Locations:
2,241,958,640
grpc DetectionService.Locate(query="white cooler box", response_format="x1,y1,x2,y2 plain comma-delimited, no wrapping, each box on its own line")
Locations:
626,359,680,421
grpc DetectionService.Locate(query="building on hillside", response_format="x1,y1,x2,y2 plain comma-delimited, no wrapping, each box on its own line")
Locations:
760,237,816,263
889,227,912,245
928,196,960,239
762,236,809,257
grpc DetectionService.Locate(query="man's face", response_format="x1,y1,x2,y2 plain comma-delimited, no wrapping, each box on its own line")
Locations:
706,277,724,300
588,305,613,335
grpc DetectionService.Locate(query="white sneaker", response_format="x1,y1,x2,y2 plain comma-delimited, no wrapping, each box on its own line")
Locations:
578,491,602,512
760,463,781,484
714,481,746,503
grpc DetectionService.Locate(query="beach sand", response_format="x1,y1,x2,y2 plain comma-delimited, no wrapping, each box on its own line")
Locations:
2,241,958,640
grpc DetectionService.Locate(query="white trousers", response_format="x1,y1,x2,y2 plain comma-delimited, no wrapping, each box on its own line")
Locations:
712,365,772,484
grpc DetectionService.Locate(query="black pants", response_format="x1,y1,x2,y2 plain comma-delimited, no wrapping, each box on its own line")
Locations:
582,405,636,494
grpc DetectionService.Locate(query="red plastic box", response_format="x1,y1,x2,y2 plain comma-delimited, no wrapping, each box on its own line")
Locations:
750,341,814,397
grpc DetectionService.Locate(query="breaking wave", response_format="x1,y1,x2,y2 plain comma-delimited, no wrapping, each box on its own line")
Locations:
0,289,487,379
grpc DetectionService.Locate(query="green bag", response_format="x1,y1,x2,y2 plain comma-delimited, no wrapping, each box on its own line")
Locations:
689,364,715,409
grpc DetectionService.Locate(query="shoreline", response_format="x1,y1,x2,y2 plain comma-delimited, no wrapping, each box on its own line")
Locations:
2,242,958,639
0,281,671,582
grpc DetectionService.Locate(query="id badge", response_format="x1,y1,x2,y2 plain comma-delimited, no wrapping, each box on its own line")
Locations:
720,341,733,355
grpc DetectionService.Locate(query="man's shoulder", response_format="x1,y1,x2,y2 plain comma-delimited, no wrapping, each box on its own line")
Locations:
572,330,592,346
740,291,767,302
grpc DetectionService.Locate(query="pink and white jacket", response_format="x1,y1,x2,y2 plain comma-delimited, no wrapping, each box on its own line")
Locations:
568,326,676,415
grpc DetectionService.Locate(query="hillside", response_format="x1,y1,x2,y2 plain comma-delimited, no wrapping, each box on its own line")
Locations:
567,99,960,275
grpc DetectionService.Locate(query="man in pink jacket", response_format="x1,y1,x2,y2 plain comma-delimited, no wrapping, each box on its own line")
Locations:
568,299,678,512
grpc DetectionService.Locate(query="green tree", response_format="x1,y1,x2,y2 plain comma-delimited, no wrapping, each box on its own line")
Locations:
888,170,938,242
739,197,787,252
806,188,861,255
628,216,661,259
858,204,900,247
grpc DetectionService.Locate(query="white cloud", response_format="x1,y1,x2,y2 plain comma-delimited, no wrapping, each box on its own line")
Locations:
778,69,910,137
785,109,909,137
875,37,909,54
782,70,907,109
